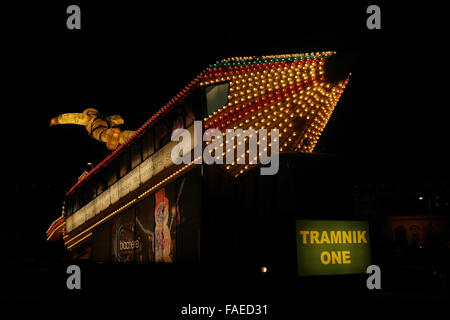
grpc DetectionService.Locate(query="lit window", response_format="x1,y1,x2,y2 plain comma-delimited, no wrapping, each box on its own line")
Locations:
206,83,229,115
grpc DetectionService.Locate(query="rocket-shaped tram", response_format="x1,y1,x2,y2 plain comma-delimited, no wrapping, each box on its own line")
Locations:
47,52,350,260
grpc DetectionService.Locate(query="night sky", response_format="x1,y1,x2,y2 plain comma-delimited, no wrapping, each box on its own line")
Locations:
2,2,449,260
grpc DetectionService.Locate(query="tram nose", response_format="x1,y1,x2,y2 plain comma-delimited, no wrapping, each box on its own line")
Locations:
323,52,354,83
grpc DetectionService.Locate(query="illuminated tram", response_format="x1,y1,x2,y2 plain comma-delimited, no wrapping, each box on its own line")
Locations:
47,52,350,271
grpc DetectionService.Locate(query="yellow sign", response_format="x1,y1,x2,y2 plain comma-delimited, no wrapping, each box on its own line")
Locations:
296,220,371,276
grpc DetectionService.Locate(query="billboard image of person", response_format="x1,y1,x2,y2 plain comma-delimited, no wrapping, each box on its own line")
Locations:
154,187,176,262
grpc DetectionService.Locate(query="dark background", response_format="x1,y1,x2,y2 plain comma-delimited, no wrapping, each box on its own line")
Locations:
1,0,449,310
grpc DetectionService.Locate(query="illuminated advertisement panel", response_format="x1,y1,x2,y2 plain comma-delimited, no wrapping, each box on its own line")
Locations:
296,220,371,276
101,167,200,263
